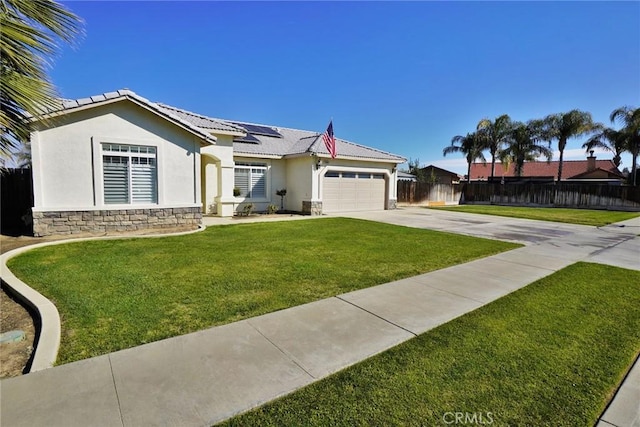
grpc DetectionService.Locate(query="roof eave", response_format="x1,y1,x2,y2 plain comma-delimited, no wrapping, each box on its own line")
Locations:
211,129,247,137
30,95,216,145
282,152,315,160
313,153,406,164
28,97,123,122
233,152,283,160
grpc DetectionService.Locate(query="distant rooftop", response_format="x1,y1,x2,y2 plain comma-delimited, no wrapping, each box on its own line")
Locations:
469,158,624,180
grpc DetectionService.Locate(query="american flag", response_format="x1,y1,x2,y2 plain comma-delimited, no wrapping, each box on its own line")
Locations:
322,120,337,159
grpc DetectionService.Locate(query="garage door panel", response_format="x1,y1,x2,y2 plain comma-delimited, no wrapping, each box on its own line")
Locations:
322,171,386,213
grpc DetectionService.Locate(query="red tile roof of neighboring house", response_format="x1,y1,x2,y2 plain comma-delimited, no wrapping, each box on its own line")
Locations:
469,159,623,180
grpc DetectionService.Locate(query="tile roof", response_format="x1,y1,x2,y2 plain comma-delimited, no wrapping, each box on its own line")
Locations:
155,104,245,134
33,89,217,144
163,105,406,163
469,159,623,180
35,89,405,163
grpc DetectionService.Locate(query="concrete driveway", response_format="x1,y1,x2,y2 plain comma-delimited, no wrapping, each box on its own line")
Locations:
341,207,640,271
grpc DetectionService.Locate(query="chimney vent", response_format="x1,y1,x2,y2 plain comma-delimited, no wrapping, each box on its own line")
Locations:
587,151,596,171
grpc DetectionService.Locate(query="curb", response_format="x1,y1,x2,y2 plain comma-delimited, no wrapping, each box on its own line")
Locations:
0,225,206,373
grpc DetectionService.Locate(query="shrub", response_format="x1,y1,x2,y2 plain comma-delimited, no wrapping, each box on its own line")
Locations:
242,203,255,216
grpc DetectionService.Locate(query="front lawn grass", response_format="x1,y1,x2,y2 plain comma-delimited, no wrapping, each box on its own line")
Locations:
432,205,640,226
7,218,519,364
222,262,640,426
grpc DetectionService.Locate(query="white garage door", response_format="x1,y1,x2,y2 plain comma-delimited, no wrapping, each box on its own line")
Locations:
322,171,386,213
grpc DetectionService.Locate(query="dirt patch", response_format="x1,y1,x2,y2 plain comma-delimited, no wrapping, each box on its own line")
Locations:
0,225,198,378
1,287,36,378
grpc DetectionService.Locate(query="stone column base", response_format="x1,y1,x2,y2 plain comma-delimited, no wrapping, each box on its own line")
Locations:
302,201,323,216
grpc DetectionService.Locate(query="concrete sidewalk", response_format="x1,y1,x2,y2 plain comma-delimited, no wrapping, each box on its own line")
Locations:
1,209,638,426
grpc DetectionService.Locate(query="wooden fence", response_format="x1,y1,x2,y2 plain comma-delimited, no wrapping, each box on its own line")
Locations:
397,182,462,205
1,168,33,235
461,182,640,210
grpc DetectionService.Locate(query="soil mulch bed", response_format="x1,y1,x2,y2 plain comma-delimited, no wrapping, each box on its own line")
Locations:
0,288,36,378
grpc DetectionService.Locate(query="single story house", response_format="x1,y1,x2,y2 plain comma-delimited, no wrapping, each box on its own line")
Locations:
469,153,625,183
29,89,405,236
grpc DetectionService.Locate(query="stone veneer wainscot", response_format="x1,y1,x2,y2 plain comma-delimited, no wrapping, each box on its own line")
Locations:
302,201,323,216
32,207,202,237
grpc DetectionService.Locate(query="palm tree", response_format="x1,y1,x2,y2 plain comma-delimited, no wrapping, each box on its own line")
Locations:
500,122,553,177
539,110,598,182
582,127,625,167
476,114,513,182
0,0,83,161
443,132,486,183
610,106,640,186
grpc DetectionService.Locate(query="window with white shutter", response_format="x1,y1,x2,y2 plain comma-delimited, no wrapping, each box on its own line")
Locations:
234,168,250,197
102,144,157,204
234,162,267,199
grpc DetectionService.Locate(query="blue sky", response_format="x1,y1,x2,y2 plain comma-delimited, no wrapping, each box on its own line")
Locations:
52,1,639,174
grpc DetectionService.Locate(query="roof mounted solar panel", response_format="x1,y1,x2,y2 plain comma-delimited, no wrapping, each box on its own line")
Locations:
233,134,261,143
232,122,282,138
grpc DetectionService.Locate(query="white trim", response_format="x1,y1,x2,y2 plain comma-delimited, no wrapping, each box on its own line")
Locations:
32,204,203,213
308,153,404,164
30,131,44,208
92,137,162,208
233,152,282,160
193,137,201,205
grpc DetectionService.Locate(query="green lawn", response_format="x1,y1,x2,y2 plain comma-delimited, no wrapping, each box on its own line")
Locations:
432,205,640,226
8,218,519,365
222,263,640,427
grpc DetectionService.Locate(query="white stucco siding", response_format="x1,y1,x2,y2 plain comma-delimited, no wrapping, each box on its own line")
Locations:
32,101,204,211
31,122,95,208
202,135,236,216
285,156,314,211
160,136,199,205
269,159,287,206
201,157,219,214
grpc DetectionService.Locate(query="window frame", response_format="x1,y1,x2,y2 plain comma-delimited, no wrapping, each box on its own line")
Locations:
92,138,162,208
234,161,269,201
102,143,158,205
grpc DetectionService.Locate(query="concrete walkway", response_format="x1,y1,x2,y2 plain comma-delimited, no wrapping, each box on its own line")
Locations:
1,208,638,426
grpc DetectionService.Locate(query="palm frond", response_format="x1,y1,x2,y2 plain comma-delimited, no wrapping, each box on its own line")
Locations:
0,0,83,160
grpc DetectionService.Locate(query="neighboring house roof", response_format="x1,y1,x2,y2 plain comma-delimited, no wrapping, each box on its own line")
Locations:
421,165,463,179
397,171,417,182
30,89,219,145
569,168,626,180
469,159,624,180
